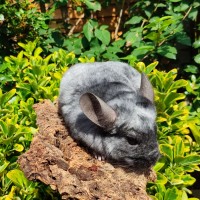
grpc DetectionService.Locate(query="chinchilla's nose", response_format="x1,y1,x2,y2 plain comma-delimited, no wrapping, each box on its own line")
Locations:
148,148,160,162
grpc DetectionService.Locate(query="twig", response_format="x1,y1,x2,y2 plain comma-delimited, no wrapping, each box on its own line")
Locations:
114,0,125,39
68,14,84,36
141,19,147,28
182,5,193,21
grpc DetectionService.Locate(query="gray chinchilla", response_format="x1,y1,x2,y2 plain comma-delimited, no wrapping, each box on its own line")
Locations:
59,61,160,169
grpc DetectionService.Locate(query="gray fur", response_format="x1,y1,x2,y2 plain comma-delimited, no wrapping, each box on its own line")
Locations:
59,61,160,169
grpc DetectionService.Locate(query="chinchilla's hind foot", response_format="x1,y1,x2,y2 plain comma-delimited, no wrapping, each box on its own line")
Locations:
94,154,106,161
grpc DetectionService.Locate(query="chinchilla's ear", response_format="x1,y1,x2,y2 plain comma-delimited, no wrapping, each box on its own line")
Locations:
140,73,154,103
79,93,116,129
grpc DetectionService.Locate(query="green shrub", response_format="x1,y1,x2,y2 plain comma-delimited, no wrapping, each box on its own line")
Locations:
0,0,67,63
0,42,199,199
0,41,75,199
45,0,199,64
1,0,199,71
133,62,200,200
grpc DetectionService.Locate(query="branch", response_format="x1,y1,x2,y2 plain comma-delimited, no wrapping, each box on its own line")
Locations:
68,14,84,36
114,0,125,39
182,5,193,21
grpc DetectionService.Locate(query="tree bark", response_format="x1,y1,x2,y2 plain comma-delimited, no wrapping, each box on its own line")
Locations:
18,100,156,200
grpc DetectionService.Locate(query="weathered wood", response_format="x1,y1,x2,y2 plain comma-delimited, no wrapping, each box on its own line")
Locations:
38,0,133,34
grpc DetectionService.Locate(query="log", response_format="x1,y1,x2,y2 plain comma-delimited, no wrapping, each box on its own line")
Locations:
18,100,156,200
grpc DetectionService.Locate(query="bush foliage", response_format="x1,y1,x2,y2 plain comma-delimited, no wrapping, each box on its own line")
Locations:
0,41,199,200
0,0,200,199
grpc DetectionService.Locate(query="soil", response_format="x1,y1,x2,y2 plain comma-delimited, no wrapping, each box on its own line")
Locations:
18,100,156,200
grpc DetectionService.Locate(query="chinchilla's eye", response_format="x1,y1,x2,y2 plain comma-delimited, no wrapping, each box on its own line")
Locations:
126,137,138,145
138,101,149,108
136,96,152,108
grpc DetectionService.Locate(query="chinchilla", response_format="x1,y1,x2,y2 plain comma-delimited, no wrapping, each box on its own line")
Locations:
59,61,160,169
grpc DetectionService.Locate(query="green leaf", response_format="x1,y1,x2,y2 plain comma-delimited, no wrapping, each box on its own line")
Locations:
135,62,146,72
193,39,200,48
156,183,166,197
94,29,110,46
13,144,24,152
157,45,177,60
176,33,191,46
144,10,151,18
156,172,168,184
7,169,30,189
182,174,196,186
173,136,185,158
0,120,8,136
0,89,16,108
0,160,10,173
34,47,43,56
18,40,37,55
164,92,185,107
84,0,101,11
145,61,158,74
188,122,200,144
160,144,173,162
150,195,158,200
164,187,180,200
16,83,32,97
184,65,198,74
181,190,188,200
183,164,200,173
194,54,200,64
171,178,184,185
18,42,26,50
168,79,188,92
125,16,143,25
159,16,173,21
4,186,16,199
0,14,4,21
112,39,125,48
188,8,198,20
153,160,165,172
83,21,94,42
145,32,160,41
175,155,200,166
0,62,10,73
132,45,154,58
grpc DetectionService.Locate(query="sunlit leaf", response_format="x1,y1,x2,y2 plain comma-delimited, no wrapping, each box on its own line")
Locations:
194,54,200,64
160,144,173,162
84,0,101,11
83,21,94,42
173,136,185,158
193,39,200,48
0,89,16,107
95,29,110,46
13,144,24,152
125,16,143,25
145,61,159,74
164,92,185,107
7,169,30,189
0,160,10,173
175,155,200,166
34,47,43,56
156,172,168,184
164,187,180,200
